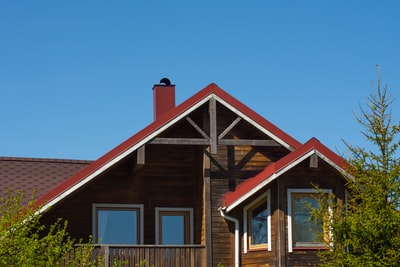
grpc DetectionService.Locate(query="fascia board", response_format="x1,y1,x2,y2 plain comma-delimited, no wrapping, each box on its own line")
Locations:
225,148,352,212
40,94,214,213
39,89,300,213
214,95,296,151
225,150,315,212
315,151,354,181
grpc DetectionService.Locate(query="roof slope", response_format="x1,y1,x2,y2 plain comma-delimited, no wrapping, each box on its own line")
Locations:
222,138,350,212
0,157,92,205
35,83,302,210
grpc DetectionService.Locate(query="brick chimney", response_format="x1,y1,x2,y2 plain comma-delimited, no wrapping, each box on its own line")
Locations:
153,78,175,120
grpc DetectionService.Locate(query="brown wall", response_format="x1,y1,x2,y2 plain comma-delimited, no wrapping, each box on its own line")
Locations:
222,157,347,267
281,159,346,267
42,144,204,245
39,100,347,267
208,141,282,267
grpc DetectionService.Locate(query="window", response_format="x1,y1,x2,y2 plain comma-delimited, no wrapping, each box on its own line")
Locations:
287,189,331,252
243,190,271,253
155,207,193,245
92,204,143,244
345,189,352,212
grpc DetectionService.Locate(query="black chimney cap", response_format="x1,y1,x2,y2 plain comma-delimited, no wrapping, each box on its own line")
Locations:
159,77,171,86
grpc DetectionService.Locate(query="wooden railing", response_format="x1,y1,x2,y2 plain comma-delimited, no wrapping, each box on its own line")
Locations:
92,245,206,267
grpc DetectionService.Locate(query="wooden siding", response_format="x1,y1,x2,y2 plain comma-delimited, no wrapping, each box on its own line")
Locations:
41,144,204,245
211,178,234,266
206,103,290,267
39,97,348,267
281,159,346,267
238,180,278,267
223,157,347,267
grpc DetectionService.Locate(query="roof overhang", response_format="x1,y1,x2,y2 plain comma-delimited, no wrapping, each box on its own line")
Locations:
223,138,352,212
36,83,302,213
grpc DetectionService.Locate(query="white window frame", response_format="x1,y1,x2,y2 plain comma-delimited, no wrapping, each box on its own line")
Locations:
155,207,194,245
345,189,352,212
287,188,332,252
243,190,271,253
92,203,144,244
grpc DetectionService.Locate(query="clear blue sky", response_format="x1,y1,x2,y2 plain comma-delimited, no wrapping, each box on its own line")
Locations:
1,1,399,160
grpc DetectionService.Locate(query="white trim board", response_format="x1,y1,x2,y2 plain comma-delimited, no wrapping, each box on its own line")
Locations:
243,190,271,253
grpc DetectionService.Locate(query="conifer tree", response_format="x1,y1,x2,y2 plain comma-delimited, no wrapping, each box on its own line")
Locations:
313,66,400,266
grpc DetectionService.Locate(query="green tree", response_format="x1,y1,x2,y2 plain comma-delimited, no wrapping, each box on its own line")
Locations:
0,190,102,267
313,66,400,266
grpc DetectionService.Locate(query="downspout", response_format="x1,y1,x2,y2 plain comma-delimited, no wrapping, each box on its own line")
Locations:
277,178,282,267
219,207,240,267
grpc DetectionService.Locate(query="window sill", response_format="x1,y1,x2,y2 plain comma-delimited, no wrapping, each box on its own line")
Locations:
292,246,328,251
248,246,269,252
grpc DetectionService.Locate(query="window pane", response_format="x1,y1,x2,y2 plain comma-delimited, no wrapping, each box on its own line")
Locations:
161,215,184,245
98,210,138,244
250,202,268,245
293,195,322,244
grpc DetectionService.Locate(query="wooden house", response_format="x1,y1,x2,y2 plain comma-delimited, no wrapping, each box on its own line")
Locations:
1,80,351,266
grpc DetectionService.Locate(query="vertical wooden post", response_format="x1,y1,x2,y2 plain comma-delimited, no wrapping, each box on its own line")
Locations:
209,97,217,155
103,245,109,267
203,108,213,267
277,179,286,267
203,146,213,267
204,168,212,267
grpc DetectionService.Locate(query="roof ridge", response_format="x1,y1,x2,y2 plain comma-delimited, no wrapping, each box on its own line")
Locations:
0,156,93,164
35,83,303,209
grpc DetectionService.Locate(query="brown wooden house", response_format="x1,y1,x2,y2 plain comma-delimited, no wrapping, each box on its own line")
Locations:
1,80,351,267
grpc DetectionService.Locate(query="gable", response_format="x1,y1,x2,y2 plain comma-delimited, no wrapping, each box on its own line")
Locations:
222,138,351,212
35,83,302,212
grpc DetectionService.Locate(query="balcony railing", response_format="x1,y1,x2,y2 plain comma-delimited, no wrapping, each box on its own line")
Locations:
92,245,205,267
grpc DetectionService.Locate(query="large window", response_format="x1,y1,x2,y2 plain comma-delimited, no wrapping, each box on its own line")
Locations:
243,190,271,253
287,189,331,252
92,204,143,244
155,207,193,245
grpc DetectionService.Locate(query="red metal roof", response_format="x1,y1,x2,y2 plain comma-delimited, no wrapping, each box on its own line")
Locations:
222,138,350,210
35,83,303,208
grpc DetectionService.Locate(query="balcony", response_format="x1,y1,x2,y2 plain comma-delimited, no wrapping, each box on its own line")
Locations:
91,245,206,267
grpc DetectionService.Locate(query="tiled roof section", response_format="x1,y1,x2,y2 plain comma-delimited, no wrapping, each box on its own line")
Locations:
0,157,93,205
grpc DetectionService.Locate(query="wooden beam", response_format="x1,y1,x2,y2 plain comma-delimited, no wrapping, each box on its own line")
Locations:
149,138,210,145
132,145,146,173
309,154,318,168
203,148,212,267
186,117,209,139
219,139,280,146
218,117,241,140
149,138,279,146
137,145,145,165
209,97,217,154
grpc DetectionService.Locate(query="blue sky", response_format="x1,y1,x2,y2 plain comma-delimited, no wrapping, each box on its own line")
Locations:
1,1,399,160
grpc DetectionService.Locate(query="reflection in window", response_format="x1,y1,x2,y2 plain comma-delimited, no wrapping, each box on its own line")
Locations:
243,190,271,252
250,201,268,246
287,189,331,252
292,194,321,244
93,204,143,244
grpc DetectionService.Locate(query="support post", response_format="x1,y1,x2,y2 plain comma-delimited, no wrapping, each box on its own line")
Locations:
209,98,217,155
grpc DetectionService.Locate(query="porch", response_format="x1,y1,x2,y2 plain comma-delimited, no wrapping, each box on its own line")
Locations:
92,245,206,267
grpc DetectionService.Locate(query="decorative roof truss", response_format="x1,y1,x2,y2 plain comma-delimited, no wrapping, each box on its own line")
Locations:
148,97,280,154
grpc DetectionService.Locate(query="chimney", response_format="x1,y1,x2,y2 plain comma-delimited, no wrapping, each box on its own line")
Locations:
153,78,175,120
